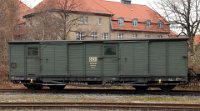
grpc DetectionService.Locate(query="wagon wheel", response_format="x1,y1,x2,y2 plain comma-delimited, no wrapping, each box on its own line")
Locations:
49,85,66,90
134,86,148,92
160,85,176,92
23,84,43,90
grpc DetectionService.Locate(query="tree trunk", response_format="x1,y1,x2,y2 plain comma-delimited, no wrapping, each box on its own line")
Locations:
188,36,194,55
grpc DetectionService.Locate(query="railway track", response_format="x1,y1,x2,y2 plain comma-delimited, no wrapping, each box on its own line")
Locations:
0,88,200,96
0,102,199,110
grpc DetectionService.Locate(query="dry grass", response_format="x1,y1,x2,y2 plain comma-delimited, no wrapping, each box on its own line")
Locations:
0,64,24,89
0,64,8,81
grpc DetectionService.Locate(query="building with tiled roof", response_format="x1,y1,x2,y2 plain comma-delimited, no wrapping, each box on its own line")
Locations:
14,0,30,39
24,0,170,40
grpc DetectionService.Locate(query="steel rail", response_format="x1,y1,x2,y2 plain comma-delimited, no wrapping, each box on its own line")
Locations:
0,89,200,95
0,102,199,109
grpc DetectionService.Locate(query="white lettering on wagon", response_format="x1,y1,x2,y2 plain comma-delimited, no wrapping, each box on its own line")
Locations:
89,57,98,69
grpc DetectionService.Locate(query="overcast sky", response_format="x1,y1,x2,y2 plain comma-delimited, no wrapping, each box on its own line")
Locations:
20,0,151,8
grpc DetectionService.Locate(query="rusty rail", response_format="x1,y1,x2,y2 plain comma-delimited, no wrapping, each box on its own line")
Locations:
0,102,199,109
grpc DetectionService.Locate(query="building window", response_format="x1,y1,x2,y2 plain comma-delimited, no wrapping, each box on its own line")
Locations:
132,33,138,38
132,18,138,27
103,33,109,40
145,20,151,28
158,35,163,38
145,34,151,38
80,16,88,24
158,21,163,29
117,33,124,39
28,47,39,57
15,25,21,32
91,32,98,40
98,18,102,25
118,17,124,26
76,32,85,40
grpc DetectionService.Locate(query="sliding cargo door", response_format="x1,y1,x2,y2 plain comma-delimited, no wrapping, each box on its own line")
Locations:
68,44,84,76
26,45,40,76
10,44,25,77
120,42,148,76
40,44,67,76
103,44,119,77
168,41,187,76
41,45,54,75
85,44,102,77
149,42,167,76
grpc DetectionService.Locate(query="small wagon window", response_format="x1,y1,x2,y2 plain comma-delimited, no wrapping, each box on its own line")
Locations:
28,47,38,56
104,46,117,56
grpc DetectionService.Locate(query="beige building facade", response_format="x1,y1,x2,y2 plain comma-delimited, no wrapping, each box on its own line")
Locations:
24,0,170,40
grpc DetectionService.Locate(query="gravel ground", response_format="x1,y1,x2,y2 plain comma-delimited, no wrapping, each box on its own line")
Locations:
0,93,199,104
0,92,199,111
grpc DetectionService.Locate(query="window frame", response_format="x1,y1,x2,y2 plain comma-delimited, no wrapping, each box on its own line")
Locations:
117,32,124,40
91,32,98,40
98,18,102,25
158,21,163,29
103,33,109,40
118,17,124,26
158,35,163,38
132,18,138,27
145,34,151,38
76,32,85,40
15,24,21,32
145,20,151,28
80,15,88,24
132,33,138,38
27,47,39,57
103,45,117,56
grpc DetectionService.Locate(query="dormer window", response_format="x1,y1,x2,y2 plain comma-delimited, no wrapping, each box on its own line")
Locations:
145,20,151,28
158,21,163,29
132,18,138,27
118,17,124,26
121,0,131,4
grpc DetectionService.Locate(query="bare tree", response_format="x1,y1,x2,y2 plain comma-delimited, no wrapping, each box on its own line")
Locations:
25,0,85,40
155,0,200,54
0,0,18,64
25,11,60,40
0,0,18,81
53,0,87,40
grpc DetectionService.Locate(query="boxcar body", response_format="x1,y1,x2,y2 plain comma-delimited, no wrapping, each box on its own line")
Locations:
9,38,188,90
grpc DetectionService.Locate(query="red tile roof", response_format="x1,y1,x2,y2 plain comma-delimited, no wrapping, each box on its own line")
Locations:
14,0,30,37
28,0,113,15
17,0,31,23
25,0,170,33
96,0,168,23
168,31,177,38
194,35,200,45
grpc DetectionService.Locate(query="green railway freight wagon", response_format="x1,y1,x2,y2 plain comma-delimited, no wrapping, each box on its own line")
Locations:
9,38,188,91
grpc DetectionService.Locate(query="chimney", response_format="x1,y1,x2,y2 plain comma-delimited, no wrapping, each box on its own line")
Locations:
121,0,131,4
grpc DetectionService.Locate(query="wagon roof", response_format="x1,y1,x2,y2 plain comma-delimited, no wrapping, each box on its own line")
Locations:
9,38,189,44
